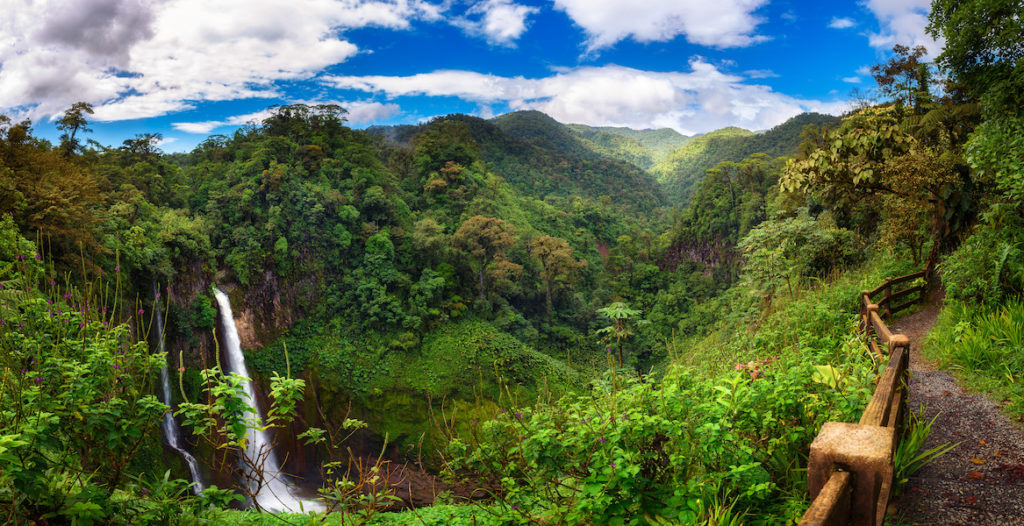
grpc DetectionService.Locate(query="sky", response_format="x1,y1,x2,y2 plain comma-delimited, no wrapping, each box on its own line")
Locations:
0,0,940,152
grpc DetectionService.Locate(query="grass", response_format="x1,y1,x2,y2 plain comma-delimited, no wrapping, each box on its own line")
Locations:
676,254,919,379
923,299,1024,421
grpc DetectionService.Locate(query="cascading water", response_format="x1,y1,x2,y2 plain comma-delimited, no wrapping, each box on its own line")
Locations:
154,285,205,495
213,288,322,512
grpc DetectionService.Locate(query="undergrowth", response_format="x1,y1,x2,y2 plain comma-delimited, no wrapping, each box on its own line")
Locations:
924,299,1024,420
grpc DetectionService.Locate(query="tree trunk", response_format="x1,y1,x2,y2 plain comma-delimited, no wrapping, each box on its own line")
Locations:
478,263,485,300
544,280,553,321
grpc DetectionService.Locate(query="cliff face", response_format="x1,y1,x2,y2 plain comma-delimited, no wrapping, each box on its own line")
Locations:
660,239,738,273
218,269,319,350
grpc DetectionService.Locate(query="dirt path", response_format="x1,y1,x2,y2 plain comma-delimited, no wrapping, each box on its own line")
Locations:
893,300,1024,525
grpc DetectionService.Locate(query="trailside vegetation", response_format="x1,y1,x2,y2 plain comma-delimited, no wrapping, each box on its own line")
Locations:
2,3,1022,519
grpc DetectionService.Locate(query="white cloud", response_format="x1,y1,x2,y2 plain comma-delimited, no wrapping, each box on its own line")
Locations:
325,60,848,136
856,65,873,76
829,17,855,29
863,0,943,55
0,0,443,121
744,69,778,79
172,120,223,134
842,76,861,83
453,0,538,46
552,0,770,50
344,100,401,123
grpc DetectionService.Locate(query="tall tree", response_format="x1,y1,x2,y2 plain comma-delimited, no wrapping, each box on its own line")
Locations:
871,45,933,111
530,235,586,320
928,0,1024,108
56,102,94,157
452,215,518,299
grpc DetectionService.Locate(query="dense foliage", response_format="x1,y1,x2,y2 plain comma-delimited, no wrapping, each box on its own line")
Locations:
4,4,1024,519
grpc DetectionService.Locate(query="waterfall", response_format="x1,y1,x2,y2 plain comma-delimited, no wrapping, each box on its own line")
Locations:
154,285,205,495
213,288,322,512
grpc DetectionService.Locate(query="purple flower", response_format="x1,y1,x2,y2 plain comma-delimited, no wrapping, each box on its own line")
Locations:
499,409,506,414
598,437,606,443
20,369,27,374
511,505,518,510
34,253,41,260
114,364,120,370
137,308,144,315
50,280,55,286
156,292,161,298
114,265,120,272
64,292,72,300
34,377,42,384
515,412,523,420
79,322,85,328
610,462,616,468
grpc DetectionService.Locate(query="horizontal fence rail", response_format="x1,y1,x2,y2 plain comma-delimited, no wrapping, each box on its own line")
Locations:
799,270,926,526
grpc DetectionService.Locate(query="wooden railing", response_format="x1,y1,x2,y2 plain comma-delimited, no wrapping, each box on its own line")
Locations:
799,270,927,526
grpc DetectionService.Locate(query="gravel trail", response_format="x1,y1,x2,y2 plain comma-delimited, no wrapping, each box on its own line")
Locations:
893,300,1024,525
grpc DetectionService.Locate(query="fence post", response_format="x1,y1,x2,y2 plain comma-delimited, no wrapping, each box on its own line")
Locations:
807,422,895,526
889,336,911,433
883,278,893,321
860,291,870,333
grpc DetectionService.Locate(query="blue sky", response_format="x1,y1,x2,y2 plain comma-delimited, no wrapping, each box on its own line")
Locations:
0,0,938,152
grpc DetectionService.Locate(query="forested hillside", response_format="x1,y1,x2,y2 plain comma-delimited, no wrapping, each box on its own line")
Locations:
651,112,839,203
566,123,692,169
3,2,1023,521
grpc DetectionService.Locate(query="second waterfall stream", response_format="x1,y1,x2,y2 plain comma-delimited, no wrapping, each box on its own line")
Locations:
213,288,323,512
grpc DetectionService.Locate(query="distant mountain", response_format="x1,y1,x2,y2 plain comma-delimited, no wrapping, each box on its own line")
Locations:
650,112,839,205
566,124,692,169
370,111,666,212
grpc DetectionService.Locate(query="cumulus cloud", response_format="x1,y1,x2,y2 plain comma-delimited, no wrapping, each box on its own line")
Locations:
453,0,538,46
862,0,942,55
0,0,443,121
344,100,401,123
842,76,861,83
552,0,770,50
828,17,855,29
744,69,778,79
325,60,848,135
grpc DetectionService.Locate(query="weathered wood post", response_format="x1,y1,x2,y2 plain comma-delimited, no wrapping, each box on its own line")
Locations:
882,278,893,321
887,336,911,433
860,291,870,333
807,423,895,526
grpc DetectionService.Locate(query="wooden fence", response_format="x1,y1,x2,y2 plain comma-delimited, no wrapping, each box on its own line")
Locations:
799,270,927,526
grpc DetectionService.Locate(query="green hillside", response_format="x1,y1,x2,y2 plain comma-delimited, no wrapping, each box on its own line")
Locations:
566,123,692,168
651,112,839,204
373,112,667,214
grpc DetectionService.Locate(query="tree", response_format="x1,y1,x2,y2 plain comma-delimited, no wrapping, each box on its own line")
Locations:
596,302,643,367
871,45,933,111
530,235,586,320
452,215,519,299
56,102,94,157
121,133,163,162
928,0,1024,108
781,106,963,270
